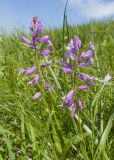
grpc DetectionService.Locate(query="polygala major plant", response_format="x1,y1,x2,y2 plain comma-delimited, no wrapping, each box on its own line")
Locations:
59,35,95,116
19,17,52,100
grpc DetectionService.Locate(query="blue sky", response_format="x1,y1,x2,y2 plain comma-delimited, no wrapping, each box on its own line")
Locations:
0,0,114,31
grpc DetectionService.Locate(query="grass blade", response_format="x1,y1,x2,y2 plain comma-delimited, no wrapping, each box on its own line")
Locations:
0,125,15,160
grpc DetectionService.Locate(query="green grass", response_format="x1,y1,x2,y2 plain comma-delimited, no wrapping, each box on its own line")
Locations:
0,20,114,160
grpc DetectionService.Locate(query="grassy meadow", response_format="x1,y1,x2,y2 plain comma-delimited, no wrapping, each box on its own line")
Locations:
0,20,114,160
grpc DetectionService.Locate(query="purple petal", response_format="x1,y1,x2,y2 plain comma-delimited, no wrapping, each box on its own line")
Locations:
32,92,41,100
20,36,31,45
26,66,37,75
39,35,49,42
62,67,73,74
74,36,81,51
28,74,40,85
43,82,52,92
88,81,94,87
70,107,76,117
41,60,52,67
31,17,42,36
30,45,39,49
79,50,93,60
66,90,74,100
77,99,83,110
32,36,36,44
62,90,74,101
35,21,42,36
60,60,72,69
67,98,74,108
78,59,93,67
77,73,94,82
28,80,34,85
33,74,40,81
40,49,50,56
19,68,27,75
78,85,88,91
66,52,75,61
66,39,74,52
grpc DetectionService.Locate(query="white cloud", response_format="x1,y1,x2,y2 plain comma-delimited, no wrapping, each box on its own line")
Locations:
68,0,114,18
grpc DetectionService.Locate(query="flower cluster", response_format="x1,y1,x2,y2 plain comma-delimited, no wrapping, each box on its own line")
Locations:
60,36,95,117
20,17,52,55
77,73,94,91
60,36,94,74
60,90,83,117
19,17,52,99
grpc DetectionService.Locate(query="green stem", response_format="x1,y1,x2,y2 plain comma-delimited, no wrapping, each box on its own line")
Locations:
75,114,92,135
94,49,100,71
44,56,62,91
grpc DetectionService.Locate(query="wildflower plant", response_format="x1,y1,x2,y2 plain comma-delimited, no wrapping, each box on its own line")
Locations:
60,36,95,117
19,17,52,100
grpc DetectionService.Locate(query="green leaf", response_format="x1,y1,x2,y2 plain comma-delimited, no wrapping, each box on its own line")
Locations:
94,113,114,160
0,125,15,160
28,122,39,160
0,154,3,160
52,124,63,154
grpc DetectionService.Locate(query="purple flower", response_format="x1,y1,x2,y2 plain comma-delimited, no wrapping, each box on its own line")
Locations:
78,85,88,91
67,98,74,107
28,74,40,85
62,67,73,74
66,39,75,53
60,60,72,69
77,99,83,110
88,41,95,50
40,49,50,56
66,36,81,54
35,21,42,36
77,73,94,82
39,35,49,42
79,50,93,60
32,92,41,100
19,66,37,75
61,90,74,109
25,66,37,75
66,90,74,100
66,52,75,61
20,36,38,50
70,107,76,117
20,36,31,45
74,36,81,51
77,73,94,88
61,98,74,108
78,58,93,67
41,60,52,67
60,90,77,117
88,81,94,87
32,36,36,44
19,68,27,75
62,90,74,101
30,17,42,36
30,45,39,49
43,82,52,92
